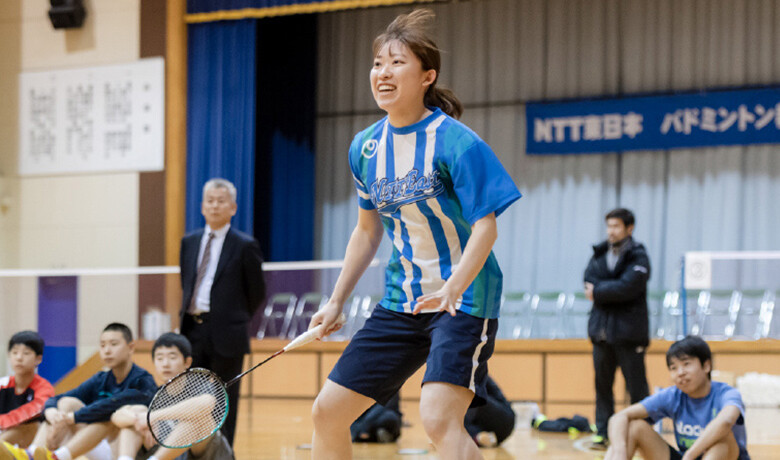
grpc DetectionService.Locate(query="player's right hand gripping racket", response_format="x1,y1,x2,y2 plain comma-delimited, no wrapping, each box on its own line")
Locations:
147,313,346,449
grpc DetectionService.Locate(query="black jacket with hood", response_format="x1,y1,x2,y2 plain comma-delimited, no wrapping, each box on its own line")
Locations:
584,237,651,346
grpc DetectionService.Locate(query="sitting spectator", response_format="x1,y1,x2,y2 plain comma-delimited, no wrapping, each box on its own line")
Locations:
0,331,54,447
348,375,515,448
605,336,749,460
1,323,157,460
112,332,234,460
350,393,402,443
464,376,515,447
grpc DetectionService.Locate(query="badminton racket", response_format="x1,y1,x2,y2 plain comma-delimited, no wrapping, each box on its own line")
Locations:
147,313,346,448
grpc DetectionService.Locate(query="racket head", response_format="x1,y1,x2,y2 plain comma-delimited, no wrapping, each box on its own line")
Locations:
147,367,229,449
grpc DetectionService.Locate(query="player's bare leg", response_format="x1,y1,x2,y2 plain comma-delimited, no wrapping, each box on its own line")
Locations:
419,382,482,460
0,423,38,446
31,397,84,449
627,419,674,460
60,422,117,457
115,428,143,459
701,430,739,460
311,379,374,460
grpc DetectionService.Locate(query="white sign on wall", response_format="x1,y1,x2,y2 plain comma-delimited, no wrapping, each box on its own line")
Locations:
18,57,164,176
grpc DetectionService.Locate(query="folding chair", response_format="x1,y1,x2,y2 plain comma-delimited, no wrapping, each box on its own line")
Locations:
732,290,770,340
525,292,566,339
646,290,665,339
657,291,689,340
563,292,591,339
497,292,530,339
256,293,297,339
759,291,778,339
691,290,741,340
287,293,329,339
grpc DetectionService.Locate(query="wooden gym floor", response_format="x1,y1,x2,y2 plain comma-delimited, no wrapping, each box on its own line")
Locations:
232,399,780,460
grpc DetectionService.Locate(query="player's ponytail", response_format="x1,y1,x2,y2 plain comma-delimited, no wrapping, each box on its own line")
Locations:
424,85,462,120
374,9,464,120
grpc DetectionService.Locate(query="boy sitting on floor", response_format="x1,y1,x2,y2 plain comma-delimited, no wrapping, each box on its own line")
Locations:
1,323,157,460
111,332,234,460
0,331,54,448
605,335,749,460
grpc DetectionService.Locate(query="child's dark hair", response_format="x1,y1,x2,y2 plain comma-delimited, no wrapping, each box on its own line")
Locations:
8,330,45,356
152,332,192,359
374,9,463,119
605,208,635,228
667,335,712,380
103,323,133,344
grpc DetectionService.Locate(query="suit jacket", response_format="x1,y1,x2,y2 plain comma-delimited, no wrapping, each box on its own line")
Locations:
583,237,651,346
180,227,265,356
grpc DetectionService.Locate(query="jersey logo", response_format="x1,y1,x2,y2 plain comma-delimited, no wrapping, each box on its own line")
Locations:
369,169,444,213
676,420,703,437
361,139,378,158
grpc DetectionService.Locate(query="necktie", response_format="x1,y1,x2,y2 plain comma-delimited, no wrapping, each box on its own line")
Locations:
188,232,215,313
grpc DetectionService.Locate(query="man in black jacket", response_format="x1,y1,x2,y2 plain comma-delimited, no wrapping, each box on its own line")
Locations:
180,178,265,446
583,208,650,449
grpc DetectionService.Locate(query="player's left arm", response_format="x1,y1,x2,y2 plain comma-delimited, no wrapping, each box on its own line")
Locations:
681,405,741,460
414,213,497,315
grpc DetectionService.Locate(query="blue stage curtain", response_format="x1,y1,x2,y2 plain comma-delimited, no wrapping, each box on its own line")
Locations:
253,14,316,262
188,0,312,13
186,19,257,233
268,132,314,261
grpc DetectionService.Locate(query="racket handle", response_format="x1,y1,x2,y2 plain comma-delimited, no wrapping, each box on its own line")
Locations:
284,313,346,351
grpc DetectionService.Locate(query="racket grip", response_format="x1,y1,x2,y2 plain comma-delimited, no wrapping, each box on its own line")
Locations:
284,313,346,351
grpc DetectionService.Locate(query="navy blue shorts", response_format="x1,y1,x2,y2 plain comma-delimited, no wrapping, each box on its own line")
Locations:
668,445,702,460
329,305,498,407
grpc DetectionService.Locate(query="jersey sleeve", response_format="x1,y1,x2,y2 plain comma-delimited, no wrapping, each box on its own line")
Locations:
640,387,676,422
0,376,54,429
348,136,376,211
446,138,521,225
719,387,747,424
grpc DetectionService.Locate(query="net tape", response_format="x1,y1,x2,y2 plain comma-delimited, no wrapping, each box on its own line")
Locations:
148,368,229,448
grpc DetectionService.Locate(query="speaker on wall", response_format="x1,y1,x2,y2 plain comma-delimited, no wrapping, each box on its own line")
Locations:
48,0,87,29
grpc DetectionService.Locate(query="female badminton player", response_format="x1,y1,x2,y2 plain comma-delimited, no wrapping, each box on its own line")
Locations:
309,9,522,460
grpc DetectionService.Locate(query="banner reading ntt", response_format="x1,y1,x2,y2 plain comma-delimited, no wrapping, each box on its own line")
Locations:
525,87,780,154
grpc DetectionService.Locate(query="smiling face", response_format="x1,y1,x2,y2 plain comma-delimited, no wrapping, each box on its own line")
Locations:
668,354,711,396
370,40,436,122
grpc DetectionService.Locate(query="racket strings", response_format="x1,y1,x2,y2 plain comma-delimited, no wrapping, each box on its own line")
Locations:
148,369,228,448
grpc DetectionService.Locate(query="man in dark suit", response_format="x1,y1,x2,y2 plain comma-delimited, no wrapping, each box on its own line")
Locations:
179,178,265,446
583,208,651,450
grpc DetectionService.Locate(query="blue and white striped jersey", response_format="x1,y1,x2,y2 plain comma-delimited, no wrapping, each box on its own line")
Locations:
348,108,522,319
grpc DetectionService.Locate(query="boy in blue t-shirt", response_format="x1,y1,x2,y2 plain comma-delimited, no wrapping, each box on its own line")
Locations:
605,336,749,460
